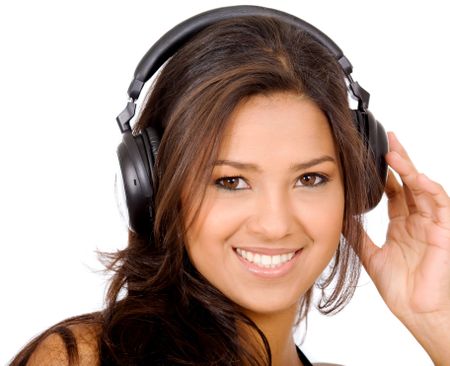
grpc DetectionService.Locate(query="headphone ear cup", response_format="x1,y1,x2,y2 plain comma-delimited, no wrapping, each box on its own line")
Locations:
352,109,389,211
142,126,161,184
116,131,154,234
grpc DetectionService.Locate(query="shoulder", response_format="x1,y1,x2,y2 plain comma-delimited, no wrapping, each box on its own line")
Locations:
25,323,101,366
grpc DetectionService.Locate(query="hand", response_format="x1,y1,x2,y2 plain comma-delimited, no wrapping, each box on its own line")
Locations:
359,132,450,364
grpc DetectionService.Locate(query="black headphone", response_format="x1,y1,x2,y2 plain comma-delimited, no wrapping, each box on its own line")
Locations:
115,5,389,236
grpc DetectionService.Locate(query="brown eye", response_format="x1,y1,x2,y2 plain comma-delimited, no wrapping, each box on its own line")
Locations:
222,177,240,190
297,173,326,187
215,176,249,191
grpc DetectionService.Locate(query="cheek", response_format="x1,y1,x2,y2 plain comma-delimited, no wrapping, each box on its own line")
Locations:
185,194,236,266
184,182,345,292
304,195,344,240
296,186,345,275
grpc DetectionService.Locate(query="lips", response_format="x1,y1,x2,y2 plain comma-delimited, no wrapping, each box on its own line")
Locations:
235,248,296,269
233,247,302,278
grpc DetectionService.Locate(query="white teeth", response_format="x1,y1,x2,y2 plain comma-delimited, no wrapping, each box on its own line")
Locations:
272,255,281,266
236,248,296,268
261,255,271,266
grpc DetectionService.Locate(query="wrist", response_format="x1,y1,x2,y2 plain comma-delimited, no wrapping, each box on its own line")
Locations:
402,311,450,366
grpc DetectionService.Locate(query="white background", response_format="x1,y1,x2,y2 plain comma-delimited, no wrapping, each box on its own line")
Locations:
1,1,449,365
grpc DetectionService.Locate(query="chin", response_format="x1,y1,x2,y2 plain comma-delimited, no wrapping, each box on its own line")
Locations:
229,286,304,320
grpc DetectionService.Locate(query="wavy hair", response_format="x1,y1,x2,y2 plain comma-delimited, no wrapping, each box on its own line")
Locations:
11,15,381,366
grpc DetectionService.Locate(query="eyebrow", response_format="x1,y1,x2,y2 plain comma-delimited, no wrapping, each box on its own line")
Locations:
213,155,337,172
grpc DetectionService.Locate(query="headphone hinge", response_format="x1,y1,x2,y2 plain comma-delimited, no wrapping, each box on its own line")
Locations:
116,99,136,133
348,77,370,110
338,55,353,75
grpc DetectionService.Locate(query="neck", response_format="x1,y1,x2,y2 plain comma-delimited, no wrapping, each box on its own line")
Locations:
244,304,302,366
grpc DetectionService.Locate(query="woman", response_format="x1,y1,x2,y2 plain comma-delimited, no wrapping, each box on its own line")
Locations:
10,6,450,366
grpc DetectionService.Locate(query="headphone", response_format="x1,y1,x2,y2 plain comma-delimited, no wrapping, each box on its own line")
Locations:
115,5,389,236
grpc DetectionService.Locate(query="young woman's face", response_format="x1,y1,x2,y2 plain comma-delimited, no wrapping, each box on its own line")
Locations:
185,92,345,317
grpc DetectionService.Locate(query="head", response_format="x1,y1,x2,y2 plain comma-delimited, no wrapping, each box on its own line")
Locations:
129,15,372,327
11,13,378,366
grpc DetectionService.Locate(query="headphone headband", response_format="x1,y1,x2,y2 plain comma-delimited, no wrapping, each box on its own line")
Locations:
116,5,366,133
115,5,388,234
131,6,353,98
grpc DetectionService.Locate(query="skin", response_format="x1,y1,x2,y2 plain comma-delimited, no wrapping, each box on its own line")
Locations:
185,92,345,366
184,92,450,365
361,132,450,365
25,95,450,366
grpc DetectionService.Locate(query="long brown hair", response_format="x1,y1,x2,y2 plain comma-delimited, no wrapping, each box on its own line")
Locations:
11,15,380,366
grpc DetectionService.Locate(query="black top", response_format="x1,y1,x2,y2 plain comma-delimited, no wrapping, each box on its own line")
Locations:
297,346,313,366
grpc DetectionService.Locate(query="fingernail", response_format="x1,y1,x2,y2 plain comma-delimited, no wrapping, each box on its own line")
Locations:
388,131,398,142
389,151,401,160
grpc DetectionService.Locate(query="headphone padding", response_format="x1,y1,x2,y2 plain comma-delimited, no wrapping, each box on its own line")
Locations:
117,132,154,233
352,109,388,210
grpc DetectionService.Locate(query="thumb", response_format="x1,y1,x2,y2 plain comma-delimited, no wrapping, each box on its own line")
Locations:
351,220,381,279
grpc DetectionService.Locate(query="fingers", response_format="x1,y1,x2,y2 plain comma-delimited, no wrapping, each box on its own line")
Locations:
386,133,419,183
386,151,428,207
384,132,420,218
417,174,450,227
385,169,409,219
387,131,413,163
386,132,450,225
353,220,383,278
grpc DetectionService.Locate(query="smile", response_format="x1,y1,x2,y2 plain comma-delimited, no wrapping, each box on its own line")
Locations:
235,248,297,269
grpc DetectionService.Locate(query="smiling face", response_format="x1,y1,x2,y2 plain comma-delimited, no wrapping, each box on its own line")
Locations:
184,92,345,318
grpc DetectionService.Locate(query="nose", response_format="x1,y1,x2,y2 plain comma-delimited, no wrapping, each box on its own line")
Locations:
246,188,295,241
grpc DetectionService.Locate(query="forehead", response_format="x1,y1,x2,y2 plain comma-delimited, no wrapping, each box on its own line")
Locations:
218,93,336,162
